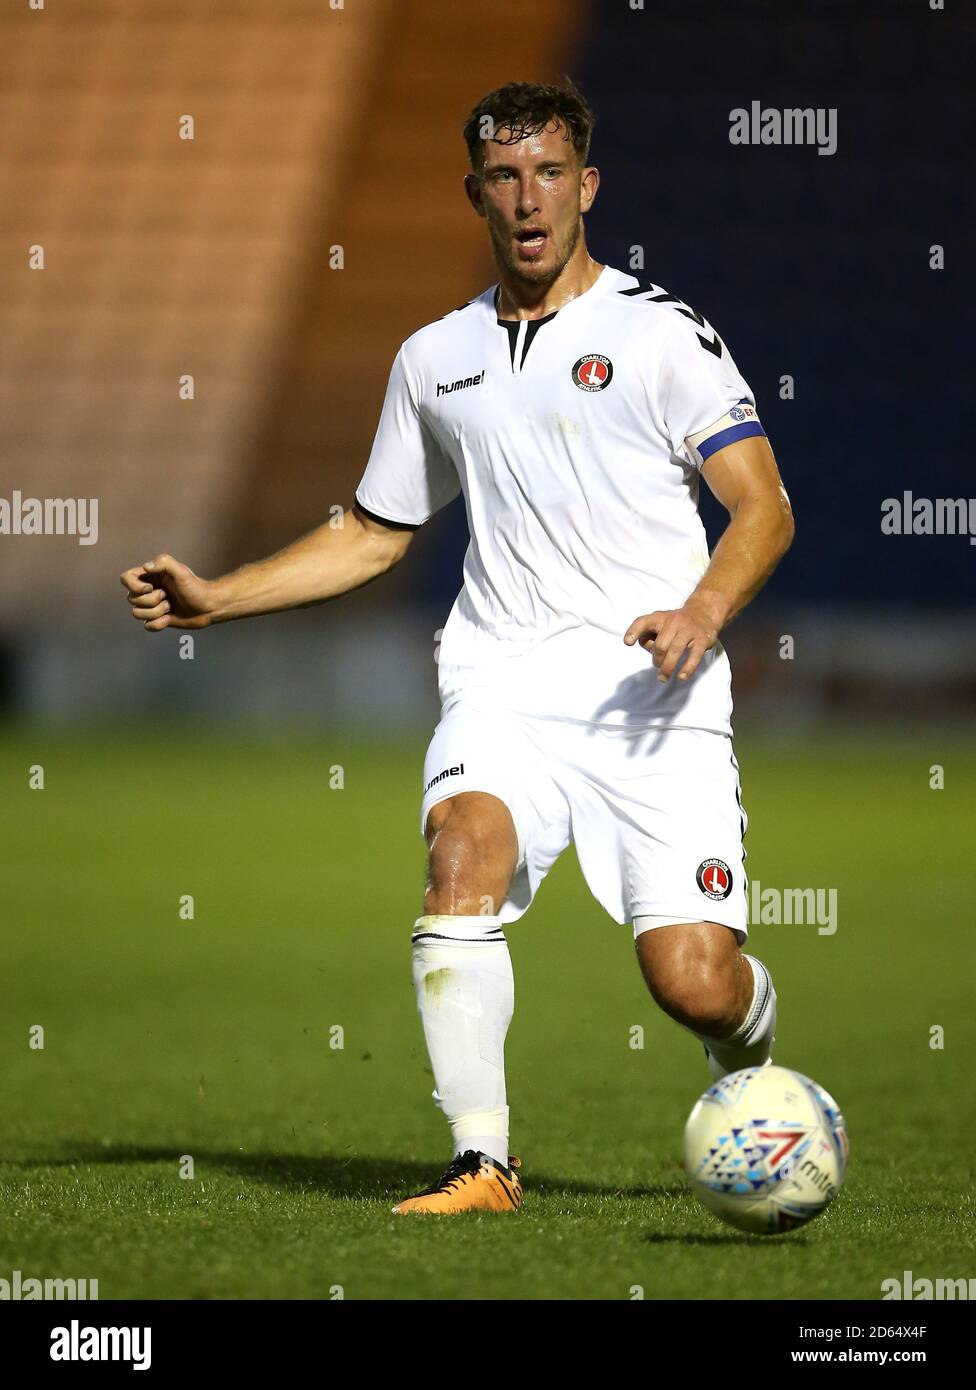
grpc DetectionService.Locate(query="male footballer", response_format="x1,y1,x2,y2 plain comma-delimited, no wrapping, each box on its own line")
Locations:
121,81,794,1215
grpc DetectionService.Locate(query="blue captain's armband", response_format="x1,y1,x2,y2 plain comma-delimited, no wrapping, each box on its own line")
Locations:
686,399,766,466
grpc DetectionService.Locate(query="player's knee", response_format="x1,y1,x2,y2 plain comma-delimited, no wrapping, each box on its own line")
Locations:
640,928,742,1036
424,794,517,916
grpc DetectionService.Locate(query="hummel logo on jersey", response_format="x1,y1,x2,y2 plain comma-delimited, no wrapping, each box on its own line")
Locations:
424,763,464,794
572,354,613,391
436,371,485,397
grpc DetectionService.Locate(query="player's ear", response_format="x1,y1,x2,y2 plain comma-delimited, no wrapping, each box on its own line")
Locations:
463,172,487,217
579,164,599,214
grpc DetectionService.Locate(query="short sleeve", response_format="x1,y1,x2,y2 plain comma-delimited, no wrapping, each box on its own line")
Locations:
658,315,766,470
355,347,461,526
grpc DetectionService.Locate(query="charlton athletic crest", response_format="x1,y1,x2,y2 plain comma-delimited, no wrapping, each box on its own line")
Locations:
697,858,733,901
572,353,613,391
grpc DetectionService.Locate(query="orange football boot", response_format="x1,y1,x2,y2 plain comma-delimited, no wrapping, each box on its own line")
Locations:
392,1150,523,1215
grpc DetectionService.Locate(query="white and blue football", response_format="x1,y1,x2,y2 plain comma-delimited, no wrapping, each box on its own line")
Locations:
683,1064,849,1234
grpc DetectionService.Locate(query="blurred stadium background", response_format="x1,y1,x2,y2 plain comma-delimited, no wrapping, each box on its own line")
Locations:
0,0,971,729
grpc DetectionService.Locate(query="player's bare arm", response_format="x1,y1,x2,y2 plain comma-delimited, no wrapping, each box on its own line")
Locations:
624,434,794,682
119,504,414,631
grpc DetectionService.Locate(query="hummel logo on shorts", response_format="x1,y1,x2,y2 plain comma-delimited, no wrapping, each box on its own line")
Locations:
424,763,464,794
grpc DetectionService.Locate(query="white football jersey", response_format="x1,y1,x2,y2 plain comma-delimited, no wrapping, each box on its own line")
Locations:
355,265,766,733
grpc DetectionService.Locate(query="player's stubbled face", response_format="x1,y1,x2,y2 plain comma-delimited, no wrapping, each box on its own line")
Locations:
478,123,583,285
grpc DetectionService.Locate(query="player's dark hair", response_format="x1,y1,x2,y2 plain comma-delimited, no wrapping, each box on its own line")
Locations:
462,79,595,172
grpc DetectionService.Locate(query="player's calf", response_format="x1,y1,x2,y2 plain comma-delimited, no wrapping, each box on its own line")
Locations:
634,920,776,1079
635,921,749,1032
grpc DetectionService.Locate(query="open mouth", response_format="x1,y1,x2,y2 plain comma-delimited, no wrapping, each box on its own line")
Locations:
514,227,549,257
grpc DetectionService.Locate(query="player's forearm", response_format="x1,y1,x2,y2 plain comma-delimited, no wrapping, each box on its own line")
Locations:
207,510,403,624
686,493,794,632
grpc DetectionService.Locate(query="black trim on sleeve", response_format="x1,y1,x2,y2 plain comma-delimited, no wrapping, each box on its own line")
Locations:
441,297,478,318
619,281,724,358
353,499,422,531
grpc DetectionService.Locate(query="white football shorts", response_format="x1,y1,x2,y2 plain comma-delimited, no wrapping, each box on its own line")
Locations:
420,699,748,939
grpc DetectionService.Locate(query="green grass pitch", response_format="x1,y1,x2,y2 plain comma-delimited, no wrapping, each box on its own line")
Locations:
2,725,973,1300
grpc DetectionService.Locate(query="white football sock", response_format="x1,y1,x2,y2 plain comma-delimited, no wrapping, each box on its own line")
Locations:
411,914,513,1169
692,953,777,1080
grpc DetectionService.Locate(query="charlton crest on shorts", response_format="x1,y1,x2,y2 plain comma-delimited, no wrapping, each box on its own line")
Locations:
697,858,733,901
572,353,613,391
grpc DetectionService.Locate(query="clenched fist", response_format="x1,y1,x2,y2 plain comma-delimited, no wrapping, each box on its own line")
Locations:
120,554,214,631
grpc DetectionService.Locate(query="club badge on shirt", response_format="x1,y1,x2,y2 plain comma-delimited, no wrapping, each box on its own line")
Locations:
572,354,613,392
